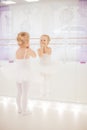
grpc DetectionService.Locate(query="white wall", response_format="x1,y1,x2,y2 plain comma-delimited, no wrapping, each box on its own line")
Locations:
0,0,87,38
7,0,81,37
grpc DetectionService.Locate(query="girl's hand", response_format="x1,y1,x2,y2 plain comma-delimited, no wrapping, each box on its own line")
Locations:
41,43,47,52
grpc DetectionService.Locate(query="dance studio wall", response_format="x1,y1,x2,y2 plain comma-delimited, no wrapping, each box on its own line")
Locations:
0,0,87,61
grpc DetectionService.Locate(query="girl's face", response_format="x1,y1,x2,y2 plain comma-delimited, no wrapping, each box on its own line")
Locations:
40,36,49,47
23,36,29,48
19,42,29,48
25,42,29,48
20,39,29,48
17,33,30,48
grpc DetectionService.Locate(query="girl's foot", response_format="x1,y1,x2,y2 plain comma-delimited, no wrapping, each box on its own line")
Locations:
18,108,22,114
22,110,31,116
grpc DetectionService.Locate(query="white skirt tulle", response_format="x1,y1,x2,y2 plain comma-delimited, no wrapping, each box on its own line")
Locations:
0,61,43,84
0,60,58,84
38,61,57,76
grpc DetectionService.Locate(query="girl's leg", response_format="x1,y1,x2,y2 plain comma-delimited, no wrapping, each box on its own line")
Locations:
43,74,50,97
16,82,22,113
22,81,29,114
46,74,50,97
42,73,47,97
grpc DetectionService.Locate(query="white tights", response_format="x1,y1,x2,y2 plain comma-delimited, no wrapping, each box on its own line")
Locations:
16,81,29,113
41,73,50,97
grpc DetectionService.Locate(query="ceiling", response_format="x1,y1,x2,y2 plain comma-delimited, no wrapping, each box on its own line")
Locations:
0,0,52,6
0,0,77,7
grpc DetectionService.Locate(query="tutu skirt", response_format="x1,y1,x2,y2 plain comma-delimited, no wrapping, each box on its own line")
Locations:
38,60,57,76
0,61,43,84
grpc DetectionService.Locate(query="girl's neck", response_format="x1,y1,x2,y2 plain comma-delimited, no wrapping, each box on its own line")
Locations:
20,46,29,49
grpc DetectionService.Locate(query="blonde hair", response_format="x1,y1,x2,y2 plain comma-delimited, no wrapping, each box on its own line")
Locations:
17,32,29,46
41,34,51,43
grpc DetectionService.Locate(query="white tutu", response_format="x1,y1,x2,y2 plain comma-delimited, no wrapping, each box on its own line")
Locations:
38,54,57,75
0,60,43,84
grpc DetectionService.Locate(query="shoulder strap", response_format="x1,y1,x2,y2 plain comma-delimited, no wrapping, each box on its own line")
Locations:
23,49,28,59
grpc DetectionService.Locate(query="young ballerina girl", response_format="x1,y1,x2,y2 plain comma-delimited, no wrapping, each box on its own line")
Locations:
38,34,52,97
38,34,51,58
16,32,36,115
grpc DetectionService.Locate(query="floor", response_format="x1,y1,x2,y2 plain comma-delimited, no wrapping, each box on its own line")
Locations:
0,96,87,130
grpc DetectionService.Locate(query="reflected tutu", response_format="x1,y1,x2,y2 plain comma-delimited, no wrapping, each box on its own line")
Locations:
38,54,57,75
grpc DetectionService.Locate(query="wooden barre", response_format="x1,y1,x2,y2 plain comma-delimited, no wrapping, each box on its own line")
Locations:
0,43,87,46
0,37,87,40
